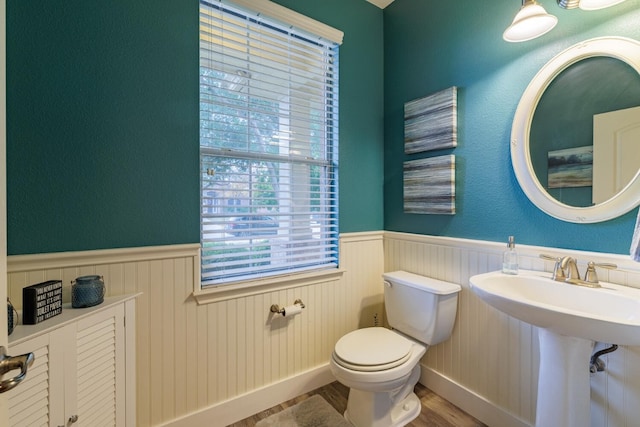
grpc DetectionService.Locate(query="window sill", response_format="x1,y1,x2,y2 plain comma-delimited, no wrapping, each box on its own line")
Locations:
193,268,345,304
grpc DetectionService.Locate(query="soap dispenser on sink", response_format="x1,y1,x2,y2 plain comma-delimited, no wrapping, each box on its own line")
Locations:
502,236,519,275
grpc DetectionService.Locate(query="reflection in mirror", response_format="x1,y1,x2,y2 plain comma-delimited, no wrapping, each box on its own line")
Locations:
530,56,640,207
593,105,640,203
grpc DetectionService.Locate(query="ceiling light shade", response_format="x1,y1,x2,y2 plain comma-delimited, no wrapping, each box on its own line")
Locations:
579,0,627,10
503,0,558,42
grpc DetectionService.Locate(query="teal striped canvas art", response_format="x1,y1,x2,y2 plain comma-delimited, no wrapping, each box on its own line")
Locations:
403,155,456,215
404,87,458,153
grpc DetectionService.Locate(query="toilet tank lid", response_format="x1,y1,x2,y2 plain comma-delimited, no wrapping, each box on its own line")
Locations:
383,271,461,295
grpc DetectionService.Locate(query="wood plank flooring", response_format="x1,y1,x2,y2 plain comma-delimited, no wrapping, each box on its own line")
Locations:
229,381,486,427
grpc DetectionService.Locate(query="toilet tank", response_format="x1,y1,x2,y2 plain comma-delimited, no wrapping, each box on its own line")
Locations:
383,271,461,345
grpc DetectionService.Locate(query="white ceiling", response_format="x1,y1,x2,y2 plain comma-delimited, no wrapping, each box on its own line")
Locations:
366,0,395,8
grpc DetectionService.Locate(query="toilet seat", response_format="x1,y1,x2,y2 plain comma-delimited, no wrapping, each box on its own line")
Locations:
333,327,413,372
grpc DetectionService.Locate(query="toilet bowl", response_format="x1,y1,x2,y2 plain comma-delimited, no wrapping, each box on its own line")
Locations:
330,327,427,427
330,271,461,427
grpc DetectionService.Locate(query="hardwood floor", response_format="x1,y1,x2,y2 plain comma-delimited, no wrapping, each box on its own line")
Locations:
229,381,486,427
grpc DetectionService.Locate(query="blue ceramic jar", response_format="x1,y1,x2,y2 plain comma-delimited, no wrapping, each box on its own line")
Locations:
72,275,105,308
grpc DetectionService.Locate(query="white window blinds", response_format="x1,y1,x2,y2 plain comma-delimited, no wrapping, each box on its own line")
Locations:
199,0,340,287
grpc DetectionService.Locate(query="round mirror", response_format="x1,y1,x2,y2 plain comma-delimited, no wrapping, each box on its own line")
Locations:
511,37,640,223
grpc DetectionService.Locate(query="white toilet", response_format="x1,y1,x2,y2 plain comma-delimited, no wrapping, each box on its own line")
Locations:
330,270,461,427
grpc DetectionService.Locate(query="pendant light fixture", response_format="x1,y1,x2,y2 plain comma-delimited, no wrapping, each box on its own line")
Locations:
503,0,558,43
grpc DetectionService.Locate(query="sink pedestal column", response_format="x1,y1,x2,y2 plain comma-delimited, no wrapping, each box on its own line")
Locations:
536,329,594,427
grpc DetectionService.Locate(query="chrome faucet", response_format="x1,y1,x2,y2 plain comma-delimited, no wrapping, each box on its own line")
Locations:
560,256,581,281
539,254,617,288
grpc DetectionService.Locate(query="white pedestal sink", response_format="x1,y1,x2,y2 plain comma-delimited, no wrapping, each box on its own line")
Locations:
469,270,640,427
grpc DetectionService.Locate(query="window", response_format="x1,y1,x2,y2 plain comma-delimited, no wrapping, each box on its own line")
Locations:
199,0,341,288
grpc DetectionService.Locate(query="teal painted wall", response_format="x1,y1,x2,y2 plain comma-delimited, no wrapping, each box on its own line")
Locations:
6,0,384,255
383,0,640,254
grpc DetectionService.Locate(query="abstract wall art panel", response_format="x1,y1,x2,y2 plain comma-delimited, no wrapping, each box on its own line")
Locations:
403,155,455,215
404,86,458,153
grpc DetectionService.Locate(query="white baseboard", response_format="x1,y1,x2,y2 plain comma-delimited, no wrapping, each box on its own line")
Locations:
159,364,335,427
159,360,530,427
419,364,532,427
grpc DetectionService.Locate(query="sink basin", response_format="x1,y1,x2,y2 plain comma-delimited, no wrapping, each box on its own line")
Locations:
469,269,640,345
471,269,640,427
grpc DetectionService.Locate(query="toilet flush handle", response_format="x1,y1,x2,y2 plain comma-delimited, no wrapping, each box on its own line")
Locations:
384,280,392,288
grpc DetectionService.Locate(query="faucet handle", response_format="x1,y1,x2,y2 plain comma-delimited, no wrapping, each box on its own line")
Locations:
584,261,617,284
539,254,566,281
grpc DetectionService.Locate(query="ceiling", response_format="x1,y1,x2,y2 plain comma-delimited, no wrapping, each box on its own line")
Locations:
366,0,395,8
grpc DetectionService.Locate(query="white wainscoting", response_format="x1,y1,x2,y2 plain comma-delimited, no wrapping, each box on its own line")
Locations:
7,232,385,427
8,232,640,427
385,232,640,427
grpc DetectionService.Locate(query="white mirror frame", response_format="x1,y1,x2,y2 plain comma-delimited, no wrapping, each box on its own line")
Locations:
511,36,640,223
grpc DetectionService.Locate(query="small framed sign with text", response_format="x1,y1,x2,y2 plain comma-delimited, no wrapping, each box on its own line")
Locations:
22,280,63,325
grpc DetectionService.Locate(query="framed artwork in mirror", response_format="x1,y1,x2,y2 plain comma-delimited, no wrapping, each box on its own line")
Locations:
403,155,455,215
547,146,593,189
404,86,458,153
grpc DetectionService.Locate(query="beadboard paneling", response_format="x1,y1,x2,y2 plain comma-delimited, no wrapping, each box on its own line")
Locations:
384,232,640,427
8,233,385,427
10,232,640,427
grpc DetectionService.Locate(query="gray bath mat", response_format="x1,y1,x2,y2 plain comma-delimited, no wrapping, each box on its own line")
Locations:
255,395,352,427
